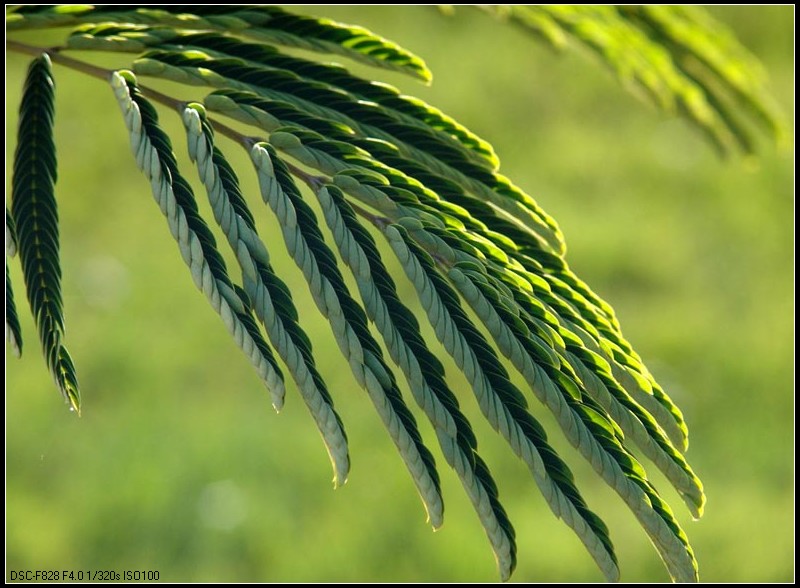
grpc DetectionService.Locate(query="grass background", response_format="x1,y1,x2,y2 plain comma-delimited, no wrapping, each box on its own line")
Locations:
6,6,794,582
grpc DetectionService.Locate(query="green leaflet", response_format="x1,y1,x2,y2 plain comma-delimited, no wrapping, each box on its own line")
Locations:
565,349,705,518
11,54,80,412
518,5,781,155
181,104,284,410
6,265,22,358
316,183,517,579
66,22,168,53
6,209,22,357
496,247,690,449
548,272,690,449
620,6,785,150
245,114,691,459
385,223,619,581
132,50,564,255
251,142,444,527
8,5,432,82
110,70,288,413
65,25,497,170
182,104,351,487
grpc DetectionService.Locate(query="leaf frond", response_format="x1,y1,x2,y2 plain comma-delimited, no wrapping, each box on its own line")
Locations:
11,54,79,411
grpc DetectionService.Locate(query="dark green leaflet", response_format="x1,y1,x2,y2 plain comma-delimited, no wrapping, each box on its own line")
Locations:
182,105,350,485
251,142,443,524
317,183,518,578
6,209,22,356
11,54,80,412
111,71,289,416
386,224,619,580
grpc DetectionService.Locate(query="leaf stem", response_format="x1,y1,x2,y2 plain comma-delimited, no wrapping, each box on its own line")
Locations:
347,201,394,230
9,39,112,80
8,39,187,111
8,40,412,259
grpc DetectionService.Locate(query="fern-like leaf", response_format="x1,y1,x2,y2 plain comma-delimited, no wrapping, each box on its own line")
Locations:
11,54,79,411
224,98,702,510
620,6,785,148
213,108,700,578
5,4,741,581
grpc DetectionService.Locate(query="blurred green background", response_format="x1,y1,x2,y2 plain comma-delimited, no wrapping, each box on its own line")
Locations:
6,6,793,583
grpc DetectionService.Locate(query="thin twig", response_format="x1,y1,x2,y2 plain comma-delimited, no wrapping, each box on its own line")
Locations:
9,40,398,242
347,201,393,230
209,117,257,147
9,39,187,112
8,39,111,81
